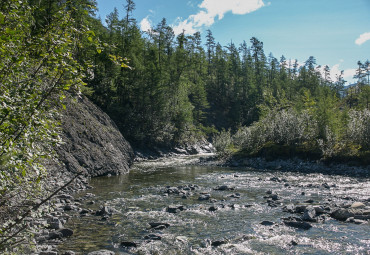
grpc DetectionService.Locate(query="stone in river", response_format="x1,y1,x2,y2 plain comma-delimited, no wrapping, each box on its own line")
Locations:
120,241,137,248
302,206,317,222
198,194,211,201
211,240,227,247
260,221,274,226
284,220,312,230
350,202,366,209
144,234,162,240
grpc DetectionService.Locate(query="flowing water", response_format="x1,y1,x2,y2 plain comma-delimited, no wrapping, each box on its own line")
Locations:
58,155,370,254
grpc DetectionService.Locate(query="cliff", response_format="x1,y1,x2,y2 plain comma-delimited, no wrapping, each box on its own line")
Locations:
48,94,134,177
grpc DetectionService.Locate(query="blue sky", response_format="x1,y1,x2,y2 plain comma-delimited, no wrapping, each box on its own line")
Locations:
95,0,370,84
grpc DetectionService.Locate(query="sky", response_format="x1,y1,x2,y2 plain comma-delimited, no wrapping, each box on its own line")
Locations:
95,0,370,85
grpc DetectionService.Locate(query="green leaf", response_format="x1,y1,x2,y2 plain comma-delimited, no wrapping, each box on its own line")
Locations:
21,169,26,177
88,37,93,42
97,49,102,54
0,13,4,24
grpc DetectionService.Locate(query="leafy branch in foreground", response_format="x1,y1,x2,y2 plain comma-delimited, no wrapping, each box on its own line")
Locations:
0,0,98,252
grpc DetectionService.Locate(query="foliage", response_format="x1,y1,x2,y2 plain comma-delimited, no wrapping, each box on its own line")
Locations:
0,0,96,252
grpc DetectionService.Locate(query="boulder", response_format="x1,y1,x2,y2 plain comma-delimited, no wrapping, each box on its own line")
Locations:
331,209,355,221
45,94,134,178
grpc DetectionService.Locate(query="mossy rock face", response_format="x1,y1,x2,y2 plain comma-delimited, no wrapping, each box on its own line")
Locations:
47,94,134,177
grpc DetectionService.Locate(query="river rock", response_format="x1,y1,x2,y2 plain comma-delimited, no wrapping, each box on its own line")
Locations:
229,193,241,198
120,241,137,248
59,228,74,238
283,220,312,230
302,206,316,222
330,208,355,221
166,205,185,213
350,202,366,209
211,240,227,247
214,185,234,191
144,234,161,241
198,194,211,201
61,251,76,255
345,217,368,224
47,217,63,230
208,206,218,212
87,250,115,255
176,236,188,243
95,206,113,216
260,221,274,226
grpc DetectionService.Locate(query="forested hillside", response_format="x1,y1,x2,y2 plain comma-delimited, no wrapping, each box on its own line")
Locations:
78,1,369,161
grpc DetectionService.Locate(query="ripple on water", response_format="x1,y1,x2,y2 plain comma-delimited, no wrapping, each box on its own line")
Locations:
58,157,370,254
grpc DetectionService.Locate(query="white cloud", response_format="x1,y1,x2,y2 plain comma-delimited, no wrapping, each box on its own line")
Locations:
172,0,265,35
318,63,356,84
355,32,370,46
140,16,152,32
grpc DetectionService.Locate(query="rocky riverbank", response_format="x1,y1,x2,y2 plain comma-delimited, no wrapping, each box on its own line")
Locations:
31,94,134,255
198,155,370,178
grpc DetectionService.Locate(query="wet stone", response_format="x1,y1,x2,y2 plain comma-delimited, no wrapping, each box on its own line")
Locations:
208,206,218,212
283,220,312,230
198,194,211,201
214,185,234,191
211,240,227,247
167,205,185,213
260,221,274,226
120,241,137,248
144,234,161,241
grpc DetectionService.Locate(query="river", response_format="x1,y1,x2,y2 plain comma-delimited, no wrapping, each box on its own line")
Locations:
58,155,370,254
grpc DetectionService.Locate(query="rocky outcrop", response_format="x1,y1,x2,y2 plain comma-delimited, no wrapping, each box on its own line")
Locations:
47,94,134,177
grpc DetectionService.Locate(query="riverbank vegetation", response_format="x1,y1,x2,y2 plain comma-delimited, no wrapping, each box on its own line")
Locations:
0,0,369,252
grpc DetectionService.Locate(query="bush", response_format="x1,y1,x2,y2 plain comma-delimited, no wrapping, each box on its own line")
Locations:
347,109,370,150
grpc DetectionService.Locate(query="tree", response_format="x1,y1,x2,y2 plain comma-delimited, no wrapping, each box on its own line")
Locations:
0,0,96,251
